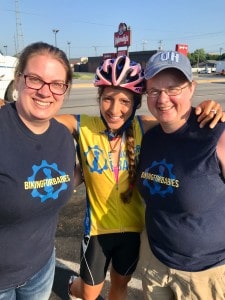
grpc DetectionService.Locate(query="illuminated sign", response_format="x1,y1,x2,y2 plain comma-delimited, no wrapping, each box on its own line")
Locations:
175,44,188,56
114,23,131,47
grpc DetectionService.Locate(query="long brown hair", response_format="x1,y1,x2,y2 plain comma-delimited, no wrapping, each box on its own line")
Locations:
97,86,142,203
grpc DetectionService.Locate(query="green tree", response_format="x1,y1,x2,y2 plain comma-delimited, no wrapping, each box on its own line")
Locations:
220,53,225,60
206,53,219,60
188,49,206,66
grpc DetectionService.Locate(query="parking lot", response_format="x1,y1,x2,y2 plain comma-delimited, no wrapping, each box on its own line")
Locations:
50,183,143,300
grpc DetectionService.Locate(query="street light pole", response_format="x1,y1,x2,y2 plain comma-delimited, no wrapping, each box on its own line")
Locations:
3,45,7,55
67,41,71,60
52,29,59,47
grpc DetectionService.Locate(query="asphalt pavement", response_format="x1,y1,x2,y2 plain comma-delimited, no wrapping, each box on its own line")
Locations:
50,184,143,300
50,73,225,300
50,77,146,300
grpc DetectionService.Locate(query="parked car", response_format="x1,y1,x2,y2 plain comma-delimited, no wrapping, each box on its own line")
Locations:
0,54,18,101
198,68,211,74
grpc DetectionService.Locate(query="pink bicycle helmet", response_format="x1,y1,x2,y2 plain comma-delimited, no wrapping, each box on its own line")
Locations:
94,56,145,94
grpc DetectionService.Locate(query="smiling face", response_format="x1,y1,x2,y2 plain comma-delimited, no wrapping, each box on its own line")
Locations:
99,86,134,132
15,54,67,133
146,69,196,133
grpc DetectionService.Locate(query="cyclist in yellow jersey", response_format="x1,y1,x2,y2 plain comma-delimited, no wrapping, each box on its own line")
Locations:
55,56,224,300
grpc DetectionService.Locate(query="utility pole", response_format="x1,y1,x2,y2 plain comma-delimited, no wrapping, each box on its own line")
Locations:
142,40,148,51
158,40,163,51
92,46,98,56
197,50,200,69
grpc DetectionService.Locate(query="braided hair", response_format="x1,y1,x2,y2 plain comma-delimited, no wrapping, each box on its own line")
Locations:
97,86,142,203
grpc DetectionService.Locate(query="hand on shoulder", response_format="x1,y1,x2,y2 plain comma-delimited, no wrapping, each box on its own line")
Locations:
54,114,78,134
140,115,158,133
0,99,6,107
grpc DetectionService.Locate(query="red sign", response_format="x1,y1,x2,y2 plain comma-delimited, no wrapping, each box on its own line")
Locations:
175,44,188,56
114,22,131,47
103,53,116,60
117,50,127,56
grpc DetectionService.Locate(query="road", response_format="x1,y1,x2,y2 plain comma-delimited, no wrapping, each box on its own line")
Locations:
60,74,225,116
50,74,225,300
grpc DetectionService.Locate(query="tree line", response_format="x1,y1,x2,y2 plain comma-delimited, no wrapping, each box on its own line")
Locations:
188,49,225,66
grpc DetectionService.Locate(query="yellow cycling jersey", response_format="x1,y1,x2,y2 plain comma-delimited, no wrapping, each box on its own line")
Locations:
77,114,145,236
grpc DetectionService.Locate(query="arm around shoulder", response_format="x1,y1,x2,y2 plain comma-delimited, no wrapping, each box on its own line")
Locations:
216,130,225,178
140,115,158,133
54,114,78,135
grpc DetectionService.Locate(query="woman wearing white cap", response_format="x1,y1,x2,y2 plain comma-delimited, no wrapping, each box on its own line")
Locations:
137,51,225,300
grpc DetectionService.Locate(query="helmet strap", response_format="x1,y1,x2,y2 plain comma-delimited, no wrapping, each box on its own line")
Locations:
100,101,138,141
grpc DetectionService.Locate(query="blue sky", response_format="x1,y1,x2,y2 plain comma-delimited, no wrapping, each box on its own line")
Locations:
1,0,225,58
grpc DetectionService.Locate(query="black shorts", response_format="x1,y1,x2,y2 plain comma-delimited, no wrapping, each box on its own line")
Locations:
79,232,141,285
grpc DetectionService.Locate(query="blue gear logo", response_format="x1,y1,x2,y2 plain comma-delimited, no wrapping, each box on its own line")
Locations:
143,159,175,197
28,160,67,202
84,145,108,174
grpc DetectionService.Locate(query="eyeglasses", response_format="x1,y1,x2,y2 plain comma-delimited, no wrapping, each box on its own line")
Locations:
146,85,190,99
20,73,68,95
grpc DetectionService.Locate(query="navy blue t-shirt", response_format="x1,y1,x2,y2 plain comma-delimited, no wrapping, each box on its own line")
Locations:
0,103,75,289
137,108,225,271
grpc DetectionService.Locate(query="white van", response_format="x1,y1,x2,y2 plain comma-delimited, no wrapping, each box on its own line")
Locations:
0,54,18,101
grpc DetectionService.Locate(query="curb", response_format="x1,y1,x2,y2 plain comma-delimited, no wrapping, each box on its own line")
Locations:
195,77,225,84
72,83,93,88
